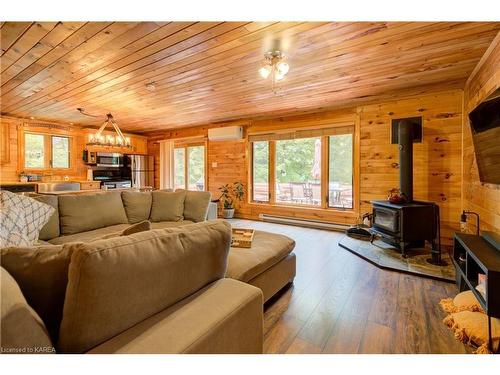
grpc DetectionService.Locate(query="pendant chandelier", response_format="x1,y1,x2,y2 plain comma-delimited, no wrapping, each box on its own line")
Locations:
78,108,131,148
258,50,290,92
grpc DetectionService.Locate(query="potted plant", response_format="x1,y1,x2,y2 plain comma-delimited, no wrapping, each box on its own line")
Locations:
219,182,244,219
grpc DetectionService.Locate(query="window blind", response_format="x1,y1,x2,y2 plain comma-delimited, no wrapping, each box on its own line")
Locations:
248,125,354,142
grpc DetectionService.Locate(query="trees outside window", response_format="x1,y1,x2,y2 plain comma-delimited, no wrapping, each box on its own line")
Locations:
187,146,205,190
24,133,71,170
275,137,321,206
174,148,185,189
174,144,205,191
328,134,353,208
250,127,354,209
252,141,269,202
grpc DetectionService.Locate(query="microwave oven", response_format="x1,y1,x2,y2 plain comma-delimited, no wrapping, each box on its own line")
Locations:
95,152,124,167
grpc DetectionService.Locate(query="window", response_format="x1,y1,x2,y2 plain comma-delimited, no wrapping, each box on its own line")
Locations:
52,136,70,168
249,126,354,210
174,144,205,191
252,141,269,202
24,133,45,169
174,148,185,189
276,137,321,206
328,134,353,208
24,132,71,170
187,146,205,190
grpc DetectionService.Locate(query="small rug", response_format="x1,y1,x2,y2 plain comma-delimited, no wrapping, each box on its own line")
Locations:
338,235,455,282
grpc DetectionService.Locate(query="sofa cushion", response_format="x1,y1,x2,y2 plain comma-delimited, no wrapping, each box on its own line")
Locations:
58,220,232,353
48,224,130,245
33,195,60,240
150,190,186,222
226,230,296,282
176,189,211,222
1,267,54,353
121,191,152,223
89,279,263,354
0,245,74,342
58,192,128,235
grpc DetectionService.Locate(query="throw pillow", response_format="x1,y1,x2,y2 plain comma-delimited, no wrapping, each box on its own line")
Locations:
0,191,55,247
121,191,152,223
439,290,484,313
1,267,54,353
443,311,500,354
150,190,186,222
0,244,75,342
176,189,211,222
99,220,152,240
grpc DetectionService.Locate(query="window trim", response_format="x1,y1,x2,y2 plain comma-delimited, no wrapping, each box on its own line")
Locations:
20,129,74,172
248,124,358,213
173,141,207,191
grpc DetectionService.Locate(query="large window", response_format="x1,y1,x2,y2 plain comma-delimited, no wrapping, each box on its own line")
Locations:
174,148,185,189
249,126,354,210
24,132,71,170
276,137,321,206
328,134,353,208
252,141,269,202
174,144,205,191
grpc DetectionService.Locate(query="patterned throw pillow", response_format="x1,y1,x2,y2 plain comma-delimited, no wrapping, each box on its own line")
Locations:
0,191,55,248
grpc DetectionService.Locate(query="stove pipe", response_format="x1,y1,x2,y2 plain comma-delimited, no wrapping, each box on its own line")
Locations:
398,120,414,202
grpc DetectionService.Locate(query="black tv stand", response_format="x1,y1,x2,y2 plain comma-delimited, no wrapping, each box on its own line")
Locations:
453,232,500,352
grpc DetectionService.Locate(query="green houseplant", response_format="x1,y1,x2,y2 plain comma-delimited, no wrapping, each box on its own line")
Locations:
219,182,244,219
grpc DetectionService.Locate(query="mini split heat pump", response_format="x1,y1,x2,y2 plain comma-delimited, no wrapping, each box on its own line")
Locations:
207,126,243,141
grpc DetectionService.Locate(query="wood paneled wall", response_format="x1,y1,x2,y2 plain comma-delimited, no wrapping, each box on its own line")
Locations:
359,90,463,245
148,89,463,245
462,32,500,233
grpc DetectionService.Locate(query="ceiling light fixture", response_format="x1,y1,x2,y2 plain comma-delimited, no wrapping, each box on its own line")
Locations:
259,50,290,93
77,108,131,148
145,81,156,92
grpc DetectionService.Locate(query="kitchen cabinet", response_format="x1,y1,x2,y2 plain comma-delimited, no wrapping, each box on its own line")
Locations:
79,181,102,190
0,120,11,165
130,136,148,155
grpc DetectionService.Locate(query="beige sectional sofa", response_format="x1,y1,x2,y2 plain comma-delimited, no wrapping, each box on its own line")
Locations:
1,190,296,353
1,221,263,353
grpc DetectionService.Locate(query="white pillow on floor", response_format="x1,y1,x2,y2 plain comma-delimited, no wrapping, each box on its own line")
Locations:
0,191,55,247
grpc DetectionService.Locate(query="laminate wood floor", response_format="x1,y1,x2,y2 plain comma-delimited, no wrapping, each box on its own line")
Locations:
230,219,470,354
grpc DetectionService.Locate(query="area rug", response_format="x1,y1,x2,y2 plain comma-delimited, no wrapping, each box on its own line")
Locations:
338,235,455,282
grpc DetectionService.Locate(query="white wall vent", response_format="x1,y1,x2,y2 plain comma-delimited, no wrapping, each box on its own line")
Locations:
208,126,243,141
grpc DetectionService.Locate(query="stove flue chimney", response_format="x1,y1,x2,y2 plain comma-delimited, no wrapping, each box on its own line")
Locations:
391,117,422,203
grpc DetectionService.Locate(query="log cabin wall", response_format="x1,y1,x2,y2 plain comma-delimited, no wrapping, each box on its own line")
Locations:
462,32,500,233
148,89,463,246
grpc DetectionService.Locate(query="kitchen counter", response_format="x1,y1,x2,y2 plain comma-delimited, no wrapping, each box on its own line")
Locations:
0,181,39,185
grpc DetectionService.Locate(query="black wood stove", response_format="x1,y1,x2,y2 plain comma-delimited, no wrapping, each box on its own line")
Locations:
370,117,442,264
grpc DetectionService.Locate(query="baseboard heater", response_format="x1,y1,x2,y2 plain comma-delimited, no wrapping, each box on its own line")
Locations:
259,214,350,232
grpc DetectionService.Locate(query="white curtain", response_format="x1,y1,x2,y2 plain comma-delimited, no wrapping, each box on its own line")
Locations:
159,140,175,190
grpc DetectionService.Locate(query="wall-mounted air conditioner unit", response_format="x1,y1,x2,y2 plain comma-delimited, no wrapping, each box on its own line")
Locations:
208,126,243,141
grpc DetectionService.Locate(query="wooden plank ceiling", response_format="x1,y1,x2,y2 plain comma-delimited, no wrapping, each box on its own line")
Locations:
1,22,499,133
